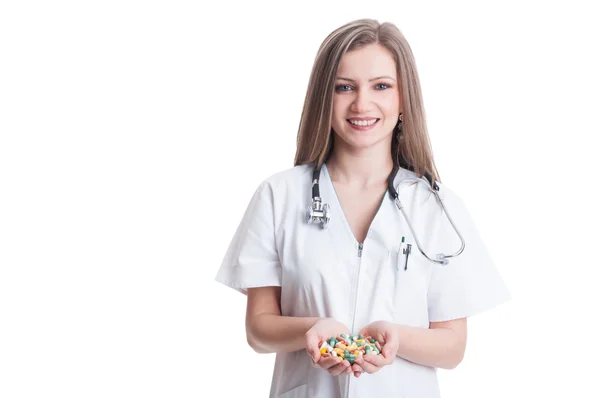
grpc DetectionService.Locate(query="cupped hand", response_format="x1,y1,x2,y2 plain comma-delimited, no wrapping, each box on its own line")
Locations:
351,320,400,377
305,318,353,376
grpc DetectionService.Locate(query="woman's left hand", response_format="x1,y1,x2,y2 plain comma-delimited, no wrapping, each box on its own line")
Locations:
350,320,401,378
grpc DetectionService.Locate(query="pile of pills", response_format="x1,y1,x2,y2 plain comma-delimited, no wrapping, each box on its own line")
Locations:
318,333,383,364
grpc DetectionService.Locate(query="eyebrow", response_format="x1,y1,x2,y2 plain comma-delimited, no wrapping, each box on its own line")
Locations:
335,75,396,82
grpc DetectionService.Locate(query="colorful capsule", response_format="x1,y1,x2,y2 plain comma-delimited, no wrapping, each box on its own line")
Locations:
321,335,384,362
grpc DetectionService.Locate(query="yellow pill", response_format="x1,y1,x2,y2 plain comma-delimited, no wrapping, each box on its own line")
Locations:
320,347,327,354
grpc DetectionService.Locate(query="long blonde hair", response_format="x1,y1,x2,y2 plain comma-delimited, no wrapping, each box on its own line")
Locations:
293,18,441,188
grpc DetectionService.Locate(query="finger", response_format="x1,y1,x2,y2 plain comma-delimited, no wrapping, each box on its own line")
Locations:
355,354,382,374
328,359,351,376
351,363,363,378
364,353,388,366
305,332,321,363
318,356,342,370
343,364,354,376
360,328,377,340
380,343,397,365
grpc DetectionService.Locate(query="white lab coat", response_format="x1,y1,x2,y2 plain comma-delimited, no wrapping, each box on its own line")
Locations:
215,163,510,398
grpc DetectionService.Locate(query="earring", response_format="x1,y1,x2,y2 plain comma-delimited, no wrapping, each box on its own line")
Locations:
396,113,404,143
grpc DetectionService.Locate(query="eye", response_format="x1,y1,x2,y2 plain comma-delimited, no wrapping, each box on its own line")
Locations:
335,83,391,92
335,84,353,92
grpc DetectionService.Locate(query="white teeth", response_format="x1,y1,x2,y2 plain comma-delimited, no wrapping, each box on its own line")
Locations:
349,119,377,126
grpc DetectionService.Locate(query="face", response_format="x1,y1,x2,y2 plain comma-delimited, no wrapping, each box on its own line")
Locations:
331,43,402,152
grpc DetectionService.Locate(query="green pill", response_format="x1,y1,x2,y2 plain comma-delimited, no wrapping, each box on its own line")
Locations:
357,341,365,347
370,339,376,343
365,345,373,354
340,333,349,339
358,334,364,339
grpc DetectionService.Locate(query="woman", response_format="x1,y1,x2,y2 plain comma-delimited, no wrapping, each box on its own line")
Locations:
215,18,510,398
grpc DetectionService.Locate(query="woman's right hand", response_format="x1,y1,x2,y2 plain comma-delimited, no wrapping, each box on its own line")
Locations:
305,318,353,376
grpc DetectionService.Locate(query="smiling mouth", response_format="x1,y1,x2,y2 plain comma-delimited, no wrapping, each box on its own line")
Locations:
347,118,380,129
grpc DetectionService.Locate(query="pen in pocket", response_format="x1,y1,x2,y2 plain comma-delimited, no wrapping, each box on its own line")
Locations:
403,243,412,271
397,236,406,271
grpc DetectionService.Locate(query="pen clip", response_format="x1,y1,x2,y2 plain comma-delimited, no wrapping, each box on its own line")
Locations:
403,243,412,271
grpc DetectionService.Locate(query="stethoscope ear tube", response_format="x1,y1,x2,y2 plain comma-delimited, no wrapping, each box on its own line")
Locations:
388,160,439,200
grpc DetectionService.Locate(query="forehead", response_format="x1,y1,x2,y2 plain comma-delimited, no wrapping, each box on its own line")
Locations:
336,44,397,78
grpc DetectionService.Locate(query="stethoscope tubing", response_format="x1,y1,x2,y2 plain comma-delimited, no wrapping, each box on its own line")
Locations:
308,161,465,265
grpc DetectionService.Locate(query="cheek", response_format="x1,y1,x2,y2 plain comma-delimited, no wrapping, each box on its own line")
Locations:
388,98,399,110
331,101,350,127
332,98,348,116
383,92,400,113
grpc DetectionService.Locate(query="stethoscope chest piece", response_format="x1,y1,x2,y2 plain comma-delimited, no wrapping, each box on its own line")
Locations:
306,198,330,229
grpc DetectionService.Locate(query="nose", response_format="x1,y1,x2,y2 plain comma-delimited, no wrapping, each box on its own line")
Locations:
350,88,373,113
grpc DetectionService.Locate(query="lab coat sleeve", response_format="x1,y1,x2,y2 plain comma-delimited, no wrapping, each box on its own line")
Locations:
214,181,282,295
427,189,511,322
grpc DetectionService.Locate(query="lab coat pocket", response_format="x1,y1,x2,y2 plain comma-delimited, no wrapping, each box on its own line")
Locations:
388,248,432,323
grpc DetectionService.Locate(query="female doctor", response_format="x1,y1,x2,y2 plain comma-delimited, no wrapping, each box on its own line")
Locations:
215,18,510,398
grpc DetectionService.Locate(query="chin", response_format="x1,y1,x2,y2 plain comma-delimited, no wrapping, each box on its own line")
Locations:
344,134,386,150
332,124,392,151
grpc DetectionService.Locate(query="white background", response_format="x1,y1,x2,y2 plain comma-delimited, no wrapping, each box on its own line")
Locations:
1,0,599,397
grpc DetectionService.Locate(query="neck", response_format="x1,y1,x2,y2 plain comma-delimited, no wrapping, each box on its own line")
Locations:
326,146,393,188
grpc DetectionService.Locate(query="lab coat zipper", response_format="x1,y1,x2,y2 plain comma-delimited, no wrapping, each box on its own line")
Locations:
347,242,363,397
351,243,363,331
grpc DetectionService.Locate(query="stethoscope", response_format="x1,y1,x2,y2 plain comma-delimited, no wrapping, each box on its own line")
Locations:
306,161,466,265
